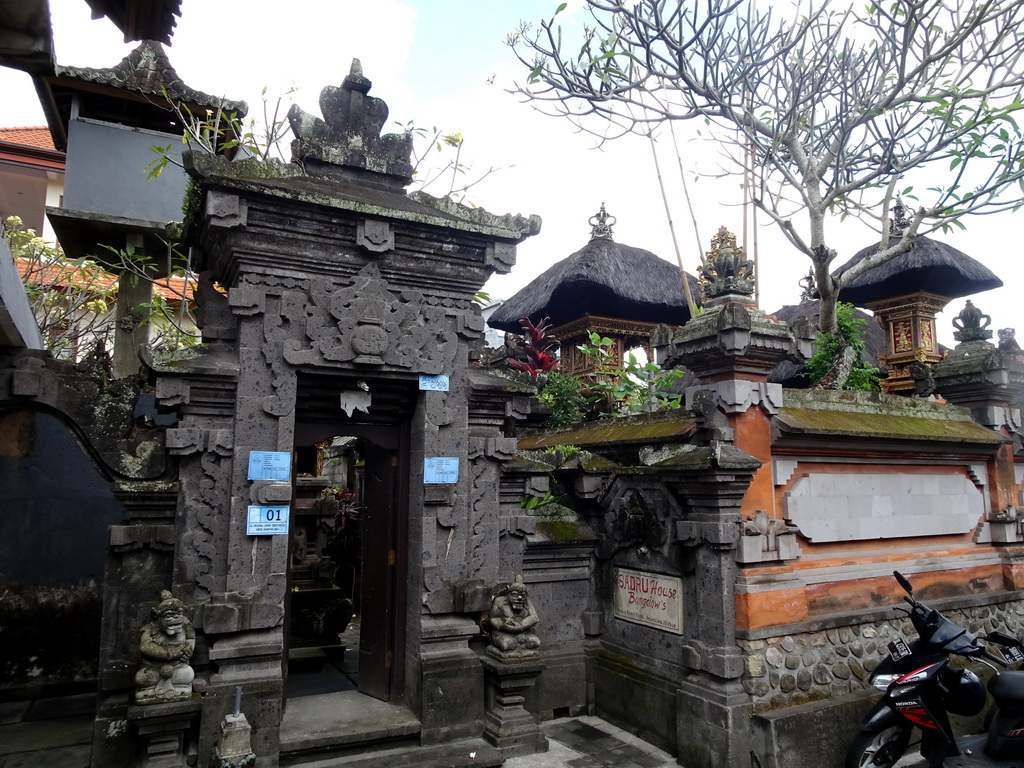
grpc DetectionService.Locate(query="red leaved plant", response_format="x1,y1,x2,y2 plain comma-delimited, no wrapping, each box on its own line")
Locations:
507,316,559,374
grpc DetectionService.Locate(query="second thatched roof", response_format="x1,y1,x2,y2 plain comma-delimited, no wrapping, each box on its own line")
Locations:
767,300,889,387
836,235,1002,306
487,235,700,334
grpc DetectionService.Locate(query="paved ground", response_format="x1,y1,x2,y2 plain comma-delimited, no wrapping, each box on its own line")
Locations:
1,692,674,768
507,717,675,768
0,694,93,768
10,692,991,768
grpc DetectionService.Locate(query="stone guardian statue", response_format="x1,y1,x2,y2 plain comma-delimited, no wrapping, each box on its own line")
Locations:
134,590,195,704
487,575,540,659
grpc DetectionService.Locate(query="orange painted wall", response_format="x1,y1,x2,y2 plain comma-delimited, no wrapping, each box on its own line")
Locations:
733,450,1018,631
736,588,808,630
732,407,774,517
992,440,1019,513
736,564,1008,630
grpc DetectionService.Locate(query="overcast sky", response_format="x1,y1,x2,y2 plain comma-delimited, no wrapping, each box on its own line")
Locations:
1,0,1020,348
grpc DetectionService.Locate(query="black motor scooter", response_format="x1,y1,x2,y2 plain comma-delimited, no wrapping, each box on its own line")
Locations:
847,571,1024,768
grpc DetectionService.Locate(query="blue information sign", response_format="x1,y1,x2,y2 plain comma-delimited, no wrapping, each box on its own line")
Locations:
419,374,450,392
247,451,291,481
247,505,290,535
424,457,459,484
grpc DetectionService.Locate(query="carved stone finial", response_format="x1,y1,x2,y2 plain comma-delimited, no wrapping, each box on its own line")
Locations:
486,575,540,660
589,203,616,240
287,58,413,182
889,197,912,236
999,328,1021,352
798,268,818,301
134,590,195,704
952,300,993,344
699,226,755,301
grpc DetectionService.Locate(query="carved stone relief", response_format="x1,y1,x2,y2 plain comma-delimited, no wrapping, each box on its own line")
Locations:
356,219,394,253
598,477,683,564
167,428,234,598
736,510,801,563
468,437,517,581
282,264,458,373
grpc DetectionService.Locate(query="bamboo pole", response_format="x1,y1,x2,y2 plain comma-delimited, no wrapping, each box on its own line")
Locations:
649,130,698,320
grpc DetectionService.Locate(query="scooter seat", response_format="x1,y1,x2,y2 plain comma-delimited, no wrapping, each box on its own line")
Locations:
989,670,1024,703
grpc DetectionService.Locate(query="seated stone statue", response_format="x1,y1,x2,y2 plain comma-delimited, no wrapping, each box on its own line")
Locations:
134,590,195,704
487,575,540,659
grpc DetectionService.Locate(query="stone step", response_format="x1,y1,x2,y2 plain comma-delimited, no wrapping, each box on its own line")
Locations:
280,731,421,767
283,738,504,768
279,692,423,767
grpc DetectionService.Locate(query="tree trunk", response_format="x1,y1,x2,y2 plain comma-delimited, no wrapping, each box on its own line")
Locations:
812,245,848,390
815,338,855,390
813,246,840,338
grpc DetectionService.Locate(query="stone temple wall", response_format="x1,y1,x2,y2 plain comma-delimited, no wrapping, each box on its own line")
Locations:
741,597,1024,712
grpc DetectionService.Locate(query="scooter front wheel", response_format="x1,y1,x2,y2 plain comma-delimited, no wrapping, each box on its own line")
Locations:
846,725,912,768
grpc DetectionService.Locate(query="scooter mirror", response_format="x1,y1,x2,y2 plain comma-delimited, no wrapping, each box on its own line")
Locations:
987,630,1021,647
894,570,914,595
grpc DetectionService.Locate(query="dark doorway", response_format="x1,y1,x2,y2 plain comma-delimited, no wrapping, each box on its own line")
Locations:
287,376,412,704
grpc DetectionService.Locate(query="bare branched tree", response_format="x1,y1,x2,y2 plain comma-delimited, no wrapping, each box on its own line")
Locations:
510,0,1024,362
5,216,116,360
401,122,507,206
5,216,201,361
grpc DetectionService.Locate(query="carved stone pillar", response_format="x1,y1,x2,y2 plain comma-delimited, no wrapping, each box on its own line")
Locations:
660,449,760,768
650,229,792,767
653,228,802,522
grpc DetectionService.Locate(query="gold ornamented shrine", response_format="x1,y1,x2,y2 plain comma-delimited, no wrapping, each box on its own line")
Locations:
866,292,948,394
554,314,656,377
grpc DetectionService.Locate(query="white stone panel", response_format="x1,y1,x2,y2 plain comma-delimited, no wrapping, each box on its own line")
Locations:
784,471,982,541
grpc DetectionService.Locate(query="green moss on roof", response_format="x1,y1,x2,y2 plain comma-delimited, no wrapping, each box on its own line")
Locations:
783,388,971,420
183,152,539,240
777,406,1005,443
518,412,695,451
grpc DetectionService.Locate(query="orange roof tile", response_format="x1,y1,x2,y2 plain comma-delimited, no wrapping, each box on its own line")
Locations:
14,258,196,302
0,126,57,151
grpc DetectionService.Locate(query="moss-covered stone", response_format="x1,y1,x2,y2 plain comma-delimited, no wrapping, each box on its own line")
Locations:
518,411,695,451
536,519,588,542
777,389,1004,443
531,502,596,543
182,151,539,241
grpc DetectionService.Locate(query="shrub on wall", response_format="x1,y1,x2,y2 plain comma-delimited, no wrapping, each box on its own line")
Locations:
0,579,102,687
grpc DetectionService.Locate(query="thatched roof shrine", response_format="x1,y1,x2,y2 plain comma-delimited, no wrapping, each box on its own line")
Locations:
836,235,1002,306
487,207,700,334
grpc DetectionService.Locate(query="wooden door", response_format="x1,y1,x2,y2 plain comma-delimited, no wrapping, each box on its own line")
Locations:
357,438,397,701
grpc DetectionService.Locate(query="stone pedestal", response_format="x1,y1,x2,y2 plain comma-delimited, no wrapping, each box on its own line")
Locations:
127,699,201,767
480,656,548,757
212,712,256,768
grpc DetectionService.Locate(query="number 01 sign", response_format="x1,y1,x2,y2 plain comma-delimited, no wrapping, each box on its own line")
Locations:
247,505,290,535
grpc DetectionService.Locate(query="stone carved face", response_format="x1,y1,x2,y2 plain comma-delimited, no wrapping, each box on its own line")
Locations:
157,608,185,636
508,588,527,611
